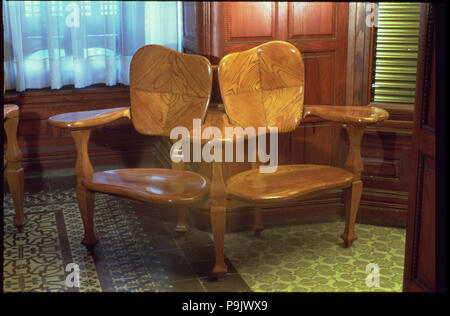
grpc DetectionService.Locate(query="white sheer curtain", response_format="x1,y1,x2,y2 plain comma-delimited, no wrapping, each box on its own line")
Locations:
3,1,183,91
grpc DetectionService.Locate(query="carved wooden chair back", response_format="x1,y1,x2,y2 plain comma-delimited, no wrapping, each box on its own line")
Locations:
129,45,213,136
218,41,305,133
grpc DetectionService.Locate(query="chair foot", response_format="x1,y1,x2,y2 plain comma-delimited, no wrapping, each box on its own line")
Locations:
342,180,362,248
254,228,264,237
175,206,189,236
341,232,357,248
6,166,25,233
213,264,228,280
76,186,97,250
82,237,98,249
253,207,264,238
211,204,228,281
13,216,26,233
175,226,188,237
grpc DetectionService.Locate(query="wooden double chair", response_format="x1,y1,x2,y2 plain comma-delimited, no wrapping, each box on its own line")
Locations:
48,41,388,279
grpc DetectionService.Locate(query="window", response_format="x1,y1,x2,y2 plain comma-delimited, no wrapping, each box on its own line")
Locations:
371,2,421,104
3,1,183,91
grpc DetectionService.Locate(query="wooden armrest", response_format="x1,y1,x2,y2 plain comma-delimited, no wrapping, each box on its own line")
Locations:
48,107,131,129
303,105,389,126
4,104,19,119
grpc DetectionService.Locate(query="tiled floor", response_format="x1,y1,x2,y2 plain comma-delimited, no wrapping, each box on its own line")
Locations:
3,172,251,292
3,171,406,292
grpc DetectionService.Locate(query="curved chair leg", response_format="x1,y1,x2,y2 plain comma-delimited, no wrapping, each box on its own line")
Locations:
341,180,363,247
4,116,25,232
77,185,97,248
72,129,97,249
253,206,264,237
175,206,189,236
5,165,25,232
211,205,228,279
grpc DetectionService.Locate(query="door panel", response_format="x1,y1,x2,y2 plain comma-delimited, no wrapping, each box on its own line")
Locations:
228,2,275,41
303,53,335,105
403,3,437,292
416,156,436,289
288,2,336,38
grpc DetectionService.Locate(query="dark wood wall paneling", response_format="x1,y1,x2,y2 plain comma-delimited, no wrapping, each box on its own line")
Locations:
182,1,414,230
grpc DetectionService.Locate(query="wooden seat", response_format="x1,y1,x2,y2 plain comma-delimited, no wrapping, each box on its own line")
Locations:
48,44,213,247
83,169,209,205
206,40,389,279
226,165,354,204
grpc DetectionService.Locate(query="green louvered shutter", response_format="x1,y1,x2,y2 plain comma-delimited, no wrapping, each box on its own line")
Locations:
371,2,421,104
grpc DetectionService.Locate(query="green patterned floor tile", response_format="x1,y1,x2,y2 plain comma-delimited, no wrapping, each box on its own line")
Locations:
222,221,405,292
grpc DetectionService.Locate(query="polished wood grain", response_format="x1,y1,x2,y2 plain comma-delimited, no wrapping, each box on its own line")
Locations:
226,165,354,204
83,169,209,205
4,104,19,119
129,45,212,136
228,2,275,40
48,107,131,129
218,41,304,133
4,104,25,231
303,105,389,126
289,2,335,38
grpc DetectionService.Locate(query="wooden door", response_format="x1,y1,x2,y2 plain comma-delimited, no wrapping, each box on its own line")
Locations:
403,3,437,292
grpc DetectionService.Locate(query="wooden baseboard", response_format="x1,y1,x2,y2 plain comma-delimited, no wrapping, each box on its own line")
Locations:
18,137,165,172
186,187,407,233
